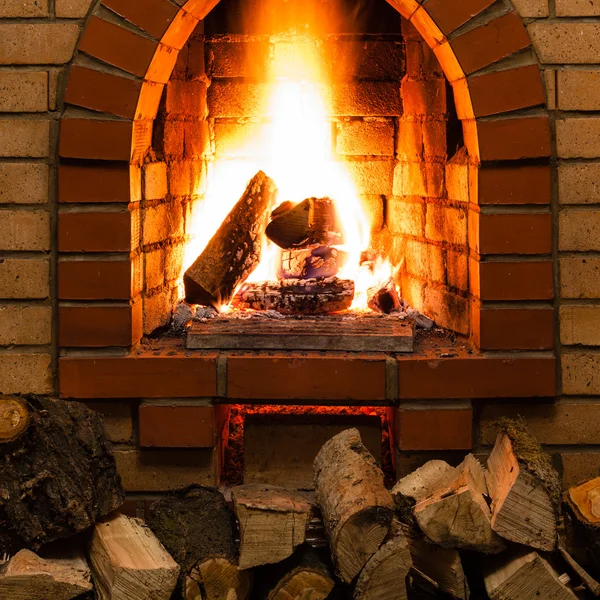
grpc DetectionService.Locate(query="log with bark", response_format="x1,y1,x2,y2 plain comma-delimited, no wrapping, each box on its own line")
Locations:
278,246,346,280
146,486,251,600
232,277,355,314
486,418,560,551
0,396,124,554
367,278,401,314
314,428,394,583
232,484,312,570
252,546,335,600
184,171,278,308
0,548,92,600
482,548,577,600
266,197,342,249
412,454,505,554
88,513,180,600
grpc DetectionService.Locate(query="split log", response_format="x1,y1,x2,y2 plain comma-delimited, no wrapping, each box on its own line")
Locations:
147,486,251,600
232,277,355,314
232,484,312,570
367,278,401,314
314,428,394,583
482,549,577,600
557,540,600,596
0,548,92,600
278,246,346,280
0,396,124,554
486,419,560,551
354,523,412,600
266,197,342,249
412,454,505,554
252,546,335,600
184,171,278,308
89,513,180,600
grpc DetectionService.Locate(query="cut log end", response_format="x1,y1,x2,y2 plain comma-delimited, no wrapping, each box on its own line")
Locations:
185,557,252,600
0,396,30,443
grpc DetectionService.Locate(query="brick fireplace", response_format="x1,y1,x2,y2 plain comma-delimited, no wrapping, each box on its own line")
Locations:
0,0,571,497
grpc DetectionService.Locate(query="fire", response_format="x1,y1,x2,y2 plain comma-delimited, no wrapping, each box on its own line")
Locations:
184,34,397,311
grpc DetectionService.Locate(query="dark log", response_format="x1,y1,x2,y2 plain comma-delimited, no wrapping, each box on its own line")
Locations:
314,428,394,583
147,486,251,600
0,397,124,555
231,277,354,314
266,197,342,249
252,546,335,600
184,171,278,308
557,540,600,596
278,246,346,280
367,278,401,314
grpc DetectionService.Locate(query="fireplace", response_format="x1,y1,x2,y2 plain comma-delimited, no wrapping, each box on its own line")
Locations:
57,0,556,493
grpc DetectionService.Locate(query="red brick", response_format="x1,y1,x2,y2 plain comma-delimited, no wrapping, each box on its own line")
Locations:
468,65,545,117
398,354,557,399
424,0,495,34
227,353,386,401
78,17,157,78
102,0,179,39
59,303,142,347
58,259,134,300
59,164,132,203
450,12,530,75
477,213,552,255
476,260,554,301
477,117,552,161
58,211,133,252
474,306,555,350
59,118,133,161
396,403,473,450
64,65,142,119
59,354,218,398
478,165,551,205
139,404,217,448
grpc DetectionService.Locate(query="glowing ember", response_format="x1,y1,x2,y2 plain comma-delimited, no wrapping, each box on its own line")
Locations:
184,34,397,312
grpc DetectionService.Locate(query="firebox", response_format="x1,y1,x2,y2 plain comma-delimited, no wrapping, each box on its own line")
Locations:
57,0,557,493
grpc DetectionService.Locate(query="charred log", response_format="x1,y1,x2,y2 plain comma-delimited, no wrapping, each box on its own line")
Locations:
367,278,401,314
278,246,346,280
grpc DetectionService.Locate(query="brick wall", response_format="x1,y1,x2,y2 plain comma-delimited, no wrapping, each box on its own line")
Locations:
2,0,600,493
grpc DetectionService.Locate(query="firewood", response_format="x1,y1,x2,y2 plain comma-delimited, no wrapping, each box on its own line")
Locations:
0,396,30,443
0,548,92,600
482,548,578,600
486,418,560,551
88,513,180,600
184,171,278,308
564,476,600,577
353,523,412,600
265,196,342,249
278,245,345,280
406,534,469,600
232,484,312,570
314,428,394,583
252,546,335,600
557,539,600,596
412,454,506,554
147,486,251,600
232,277,355,314
367,278,401,314
0,397,124,554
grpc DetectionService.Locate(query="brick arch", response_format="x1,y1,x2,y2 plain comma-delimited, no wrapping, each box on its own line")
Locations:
57,0,554,358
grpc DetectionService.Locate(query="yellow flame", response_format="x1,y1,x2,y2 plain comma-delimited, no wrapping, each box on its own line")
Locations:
184,34,397,311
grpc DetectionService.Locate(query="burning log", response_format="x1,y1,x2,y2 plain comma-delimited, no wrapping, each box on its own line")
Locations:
412,454,505,554
232,484,312,570
252,546,335,600
313,428,394,583
0,396,124,554
266,197,342,249
0,548,93,600
486,419,560,551
482,549,577,600
88,513,180,600
278,246,346,280
367,278,401,314
232,277,354,314
147,486,251,600
184,171,278,308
